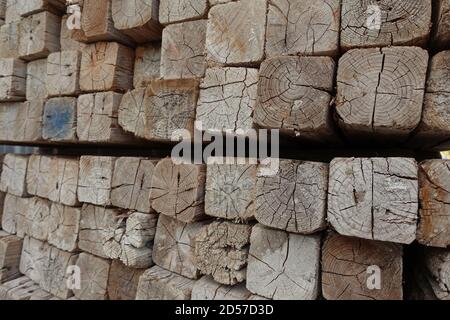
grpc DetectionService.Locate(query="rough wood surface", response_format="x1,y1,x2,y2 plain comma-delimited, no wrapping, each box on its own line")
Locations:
26,155,52,198
336,47,428,140
206,0,267,65
4,0,20,24
48,203,81,252
42,97,77,142
328,158,419,244
161,19,207,79
417,160,450,248
18,11,60,61
136,265,196,300
266,0,339,57
254,56,336,141
433,0,450,50
107,260,144,300
16,0,66,17
124,211,157,249
205,162,257,221
322,232,403,300
79,42,134,93
46,50,81,97
0,234,23,283
133,44,161,88
0,58,26,102
255,160,328,234
247,224,321,300
422,248,450,300
19,236,48,284
60,15,86,52
78,156,116,206
74,252,110,300
151,158,206,222
25,197,51,241
194,221,251,285
191,276,253,300
0,154,28,197
0,276,53,300
152,215,207,279
196,67,258,133
111,0,162,42
340,0,432,50
118,79,199,142
0,102,20,141
159,0,208,25
0,22,20,58
111,157,157,213
26,59,47,100
1,194,29,236
14,100,44,142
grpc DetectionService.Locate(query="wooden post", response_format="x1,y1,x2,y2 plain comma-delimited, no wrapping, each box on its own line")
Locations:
78,156,116,206
136,265,196,300
336,47,428,141
340,0,432,50
124,212,157,249
26,155,52,200
0,234,23,283
74,252,110,300
48,157,80,206
246,224,321,300
26,59,48,100
107,260,144,300
0,58,26,102
79,42,134,93
265,0,339,57
151,158,206,223
194,221,251,285
205,161,257,221
322,232,403,300
0,103,19,141
46,50,81,97
422,248,450,300
14,100,45,142
255,160,328,234
1,194,29,237
18,11,61,61
16,0,66,17
19,236,49,284
42,97,77,142
159,0,208,25
152,215,207,279
191,276,253,300
432,0,450,50
111,157,157,213
196,67,258,133
254,56,336,142
133,44,161,88
118,79,199,142
417,160,450,248
206,0,267,65
161,20,207,79
0,276,53,300
328,158,419,244
25,197,51,241
60,15,86,52
0,22,20,58
48,203,81,252
0,154,28,197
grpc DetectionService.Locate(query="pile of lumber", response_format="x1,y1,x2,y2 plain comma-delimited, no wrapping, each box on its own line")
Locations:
0,0,449,300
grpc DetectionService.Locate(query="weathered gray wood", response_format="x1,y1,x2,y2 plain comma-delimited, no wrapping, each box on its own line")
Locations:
246,224,321,300
0,22,20,58
255,160,328,234
107,260,144,300
1,194,29,236
328,158,419,244
133,44,161,88
46,50,81,97
432,0,450,50
79,42,134,93
417,160,450,248
14,100,44,142
4,0,20,23
111,0,162,43
159,0,208,25
322,232,403,300
0,58,26,102
118,79,199,142
336,47,428,140
16,0,66,17
340,0,432,50
152,215,207,279
19,236,49,284
0,154,28,197
60,15,87,52
266,0,339,57
18,11,60,61
26,59,47,100
48,157,80,206
48,203,80,252
196,67,258,133
119,241,153,269
206,0,267,65
42,97,77,142
78,156,116,206
0,0,5,22
74,252,110,300
205,161,257,221
191,276,253,300
26,155,52,199
194,221,251,285
254,56,336,142
25,197,51,241
111,157,157,213
0,102,20,141
161,19,207,79
423,248,450,300
151,158,206,223
0,276,53,300
124,212,157,249
136,265,196,300
0,234,23,283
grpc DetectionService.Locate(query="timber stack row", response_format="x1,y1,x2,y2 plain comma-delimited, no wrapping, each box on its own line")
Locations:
0,0,448,300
